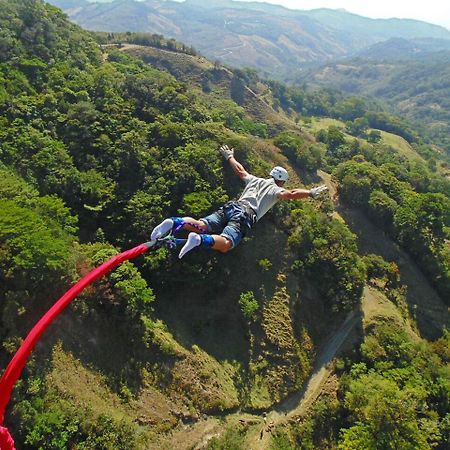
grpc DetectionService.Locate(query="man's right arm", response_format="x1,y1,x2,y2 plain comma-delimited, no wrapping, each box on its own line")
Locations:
219,144,250,180
228,156,250,180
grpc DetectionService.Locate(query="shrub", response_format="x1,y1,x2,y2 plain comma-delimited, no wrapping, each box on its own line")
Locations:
239,291,259,321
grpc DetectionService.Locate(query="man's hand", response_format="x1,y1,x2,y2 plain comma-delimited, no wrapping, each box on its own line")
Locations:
309,185,328,199
219,144,234,160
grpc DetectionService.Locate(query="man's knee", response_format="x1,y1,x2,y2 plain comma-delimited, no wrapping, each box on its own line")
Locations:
216,236,233,253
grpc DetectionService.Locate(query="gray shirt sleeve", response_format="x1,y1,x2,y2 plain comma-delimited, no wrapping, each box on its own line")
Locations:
242,173,256,185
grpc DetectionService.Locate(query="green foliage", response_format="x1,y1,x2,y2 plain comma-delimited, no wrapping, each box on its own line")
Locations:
346,116,369,137
274,131,304,159
338,423,376,450
258,258,272,272
24,408,79,449
82,243,155,319
295,143,326,171
366,111,417,143
368,189,397,229
274,131,324,170
301,56,450,151
76,414,136,450
334,159,450,300
336,320,450,450
362,254,400,287
181,191,213,216
366,129,381,143
315,125,359,167
288,203,365,311
286,395,342,449
0,0,101,67
0,199,72,289
207,426,246,450
239,291,259,321
211,100,268,137
13,393,137,450
94,31,198,56
270,430,295,449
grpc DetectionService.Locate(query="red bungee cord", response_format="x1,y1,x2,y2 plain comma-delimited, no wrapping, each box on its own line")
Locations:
0,243,152,449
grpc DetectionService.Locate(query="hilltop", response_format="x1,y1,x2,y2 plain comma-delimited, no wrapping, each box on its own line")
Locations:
49,0,450,153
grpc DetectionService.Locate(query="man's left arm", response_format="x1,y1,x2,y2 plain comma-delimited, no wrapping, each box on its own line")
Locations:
277,185,328,200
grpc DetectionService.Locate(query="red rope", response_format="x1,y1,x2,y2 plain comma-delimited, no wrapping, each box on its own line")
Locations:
0,243,150,434
0,426,15,450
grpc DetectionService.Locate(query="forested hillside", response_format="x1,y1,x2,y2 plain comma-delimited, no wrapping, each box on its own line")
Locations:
49,0,450,155
295,45,450,153
0,1,449,449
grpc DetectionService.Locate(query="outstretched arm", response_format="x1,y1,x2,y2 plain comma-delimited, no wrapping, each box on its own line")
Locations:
277,188,310,200
219,144,249,180
228,156,249,180
277,185,328,201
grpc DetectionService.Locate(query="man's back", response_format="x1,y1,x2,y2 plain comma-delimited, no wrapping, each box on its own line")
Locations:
239,174,285,221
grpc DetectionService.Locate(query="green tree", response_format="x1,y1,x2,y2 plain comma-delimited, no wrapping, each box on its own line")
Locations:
341,373,433,449
239,291,259,321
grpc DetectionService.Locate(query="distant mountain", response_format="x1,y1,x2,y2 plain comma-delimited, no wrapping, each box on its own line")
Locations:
50,0,450,77
304,8,450,41
356,37,450,60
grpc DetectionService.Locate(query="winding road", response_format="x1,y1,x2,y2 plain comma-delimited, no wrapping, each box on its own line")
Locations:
159,306,361,450
245,309,360,449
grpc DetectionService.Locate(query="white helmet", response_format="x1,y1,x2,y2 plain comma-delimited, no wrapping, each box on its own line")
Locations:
270,166,289,181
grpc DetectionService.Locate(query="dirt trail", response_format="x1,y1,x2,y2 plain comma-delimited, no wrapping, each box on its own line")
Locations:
245,309,360,450
154,286,381,450
156,307,359,450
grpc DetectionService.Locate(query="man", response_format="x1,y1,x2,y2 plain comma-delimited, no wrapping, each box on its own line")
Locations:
151,144,328,258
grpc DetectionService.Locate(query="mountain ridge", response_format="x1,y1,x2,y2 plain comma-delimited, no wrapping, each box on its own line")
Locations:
50,0,450,77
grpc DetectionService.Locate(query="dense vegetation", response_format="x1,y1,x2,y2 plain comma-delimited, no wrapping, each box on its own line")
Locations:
0,1,448,448
295,51,450,152
271,319,450,449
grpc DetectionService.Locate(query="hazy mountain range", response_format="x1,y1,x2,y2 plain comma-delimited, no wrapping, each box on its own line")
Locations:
50,0,450,77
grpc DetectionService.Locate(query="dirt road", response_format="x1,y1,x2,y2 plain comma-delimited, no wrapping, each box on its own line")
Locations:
156,307,359,450
245,309,360,449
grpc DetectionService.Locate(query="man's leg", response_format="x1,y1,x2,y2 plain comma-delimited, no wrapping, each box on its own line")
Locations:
151,216,208,240
211,235,233,252
182,217,209,233
152,207,234,257
178,233,232,258
179,213,245,258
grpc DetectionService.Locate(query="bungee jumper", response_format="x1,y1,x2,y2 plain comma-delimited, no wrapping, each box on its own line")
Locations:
151,144,328,258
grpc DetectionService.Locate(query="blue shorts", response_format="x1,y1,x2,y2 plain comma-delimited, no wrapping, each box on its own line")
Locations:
201,201,257,249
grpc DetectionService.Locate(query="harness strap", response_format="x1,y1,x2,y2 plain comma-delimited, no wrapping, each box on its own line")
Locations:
170,217,206,234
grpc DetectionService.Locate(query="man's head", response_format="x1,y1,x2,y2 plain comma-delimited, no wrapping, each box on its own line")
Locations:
270,166,288,186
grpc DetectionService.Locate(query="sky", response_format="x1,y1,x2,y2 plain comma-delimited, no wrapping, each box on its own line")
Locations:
238,0,450,29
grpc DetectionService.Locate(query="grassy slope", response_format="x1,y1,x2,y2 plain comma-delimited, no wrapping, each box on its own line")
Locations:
378,129,426,163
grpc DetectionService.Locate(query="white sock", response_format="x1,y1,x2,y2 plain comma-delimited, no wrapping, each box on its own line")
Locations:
151,218,173,240
179,232,201,259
